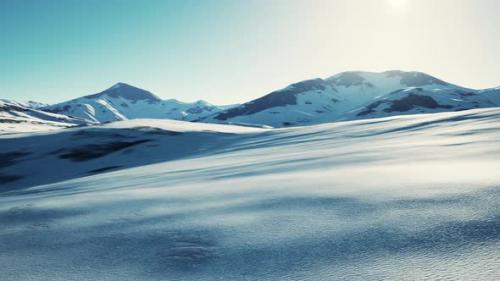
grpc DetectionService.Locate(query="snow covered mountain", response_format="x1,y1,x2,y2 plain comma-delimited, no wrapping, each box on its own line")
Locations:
43,82,229,123
4,70,500,132
204,71,500,127
0,99,88,134
347,86,500,119
1,108,500,280
1,99,48,109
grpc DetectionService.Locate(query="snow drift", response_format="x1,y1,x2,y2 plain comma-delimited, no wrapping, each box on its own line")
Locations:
1,107,499,280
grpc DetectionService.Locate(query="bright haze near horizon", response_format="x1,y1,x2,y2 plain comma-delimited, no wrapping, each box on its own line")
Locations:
1,0,500,105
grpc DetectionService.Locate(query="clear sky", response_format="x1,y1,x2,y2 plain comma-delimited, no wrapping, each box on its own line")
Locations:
1,0,500,105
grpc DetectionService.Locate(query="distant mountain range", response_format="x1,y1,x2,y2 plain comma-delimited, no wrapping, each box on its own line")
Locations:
203,71,500,127
2,70,500,132
43,82,227,123
0,99,87,134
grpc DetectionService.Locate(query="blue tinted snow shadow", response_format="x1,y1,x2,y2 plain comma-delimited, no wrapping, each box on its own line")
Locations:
0,187,498,280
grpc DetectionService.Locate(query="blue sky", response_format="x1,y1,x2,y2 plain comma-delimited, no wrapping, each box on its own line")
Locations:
2,0,500,104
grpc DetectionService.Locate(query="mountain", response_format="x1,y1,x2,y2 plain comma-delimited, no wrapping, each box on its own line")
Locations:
0,99,89,134
1,99,48,109
346,86,500,119
43,82,230,123
4,71,500,132
203,71,500,127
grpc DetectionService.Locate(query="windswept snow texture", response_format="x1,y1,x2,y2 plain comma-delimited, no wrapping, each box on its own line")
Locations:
43,83,230,123
205,71,500,127
1,108,500,280
0,119,264,190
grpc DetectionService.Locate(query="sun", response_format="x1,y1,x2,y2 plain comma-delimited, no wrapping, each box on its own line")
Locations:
387,0,410,11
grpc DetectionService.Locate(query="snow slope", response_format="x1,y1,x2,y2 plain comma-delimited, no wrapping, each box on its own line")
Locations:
0,99,48,109
0,119,265,190
345,86,500,120
0,99,88,134
1,107,499,280
43,83,231,123
205,71,500,127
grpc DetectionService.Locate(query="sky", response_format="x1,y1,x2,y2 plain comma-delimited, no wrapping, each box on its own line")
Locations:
1,0,500,105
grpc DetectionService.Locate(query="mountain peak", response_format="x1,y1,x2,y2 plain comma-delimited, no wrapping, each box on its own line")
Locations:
326,70,451,88
109,82,130,90
85,83,162,102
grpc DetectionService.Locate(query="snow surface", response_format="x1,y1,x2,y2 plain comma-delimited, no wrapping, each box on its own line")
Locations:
1,108,500,280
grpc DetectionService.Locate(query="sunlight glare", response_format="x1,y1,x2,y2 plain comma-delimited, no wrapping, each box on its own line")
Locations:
387,0,410,12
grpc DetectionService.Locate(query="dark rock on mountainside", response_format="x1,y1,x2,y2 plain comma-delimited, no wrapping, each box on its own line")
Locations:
215,79,326,120
358,94,454,116
385,94,453,112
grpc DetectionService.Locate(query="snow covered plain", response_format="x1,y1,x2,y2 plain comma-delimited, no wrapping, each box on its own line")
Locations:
1,108,500,280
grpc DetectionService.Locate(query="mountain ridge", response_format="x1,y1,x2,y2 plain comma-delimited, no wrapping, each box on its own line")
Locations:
42,83,231,124
203,70,500,127
83,82,163,103
0,99,90,134
3,70,500,132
